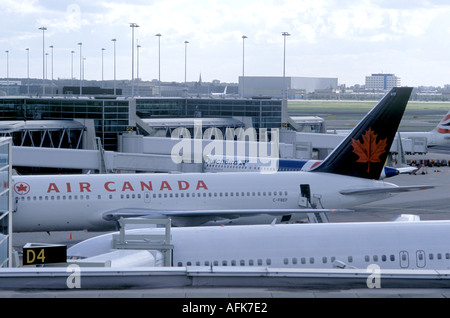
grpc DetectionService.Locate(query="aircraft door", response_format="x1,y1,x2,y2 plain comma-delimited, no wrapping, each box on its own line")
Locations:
144,192,151,203
399,251,409,268
299,184,311,208
416,250,426,268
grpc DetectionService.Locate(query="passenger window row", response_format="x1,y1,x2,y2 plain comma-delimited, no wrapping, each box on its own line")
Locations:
178,258,273,267
206,163,302,172
177,253,450,268
20,195,91,201
149,191,288,199
207,164,279,171
365,255,395,262
177,256,343,267
20,191,289,201
419,252,450,260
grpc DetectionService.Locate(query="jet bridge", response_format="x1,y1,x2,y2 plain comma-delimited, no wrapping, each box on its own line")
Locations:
137,117,248,138
112,218,173,266
12,146,180,173
0,120,87,149
68,218,174,268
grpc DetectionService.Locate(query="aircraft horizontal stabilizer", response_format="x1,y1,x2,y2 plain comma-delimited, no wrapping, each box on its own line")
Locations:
390,214,421,222
103,208,353,221
396,166,419,174
339,185,435,195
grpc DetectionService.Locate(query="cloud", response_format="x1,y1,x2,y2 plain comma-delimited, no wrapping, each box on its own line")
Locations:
2,0,450,85
36,4,89,32
2,0,43,15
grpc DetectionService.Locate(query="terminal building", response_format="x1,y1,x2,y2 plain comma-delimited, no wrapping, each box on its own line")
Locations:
365,73,401,91
0,97,131,151
0,96,287,151
135,97,286,131
0,96,318,174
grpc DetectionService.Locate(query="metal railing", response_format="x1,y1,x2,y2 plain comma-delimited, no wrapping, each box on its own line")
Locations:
112,218,173,266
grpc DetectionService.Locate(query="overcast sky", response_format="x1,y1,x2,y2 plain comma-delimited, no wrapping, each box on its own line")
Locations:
1,0,450,87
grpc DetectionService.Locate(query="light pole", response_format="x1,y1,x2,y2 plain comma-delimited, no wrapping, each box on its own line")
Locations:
77,42,82,96
242,35,247,98
137,43,141,96
101,48,105,88
111,38,117,95
5,50,8,96
83,57,86,82
71,50,75,87
38,26,47,95
130,23,140,97
45,53,48,82
184,40,189,94
26,48,30,95
282,32,290,101
155,33,161,96
49,45,54,96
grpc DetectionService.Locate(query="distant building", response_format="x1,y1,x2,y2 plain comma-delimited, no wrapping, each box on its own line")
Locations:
0,80,21,96
239,76,338,99
365,74,401,90
62,86,122,96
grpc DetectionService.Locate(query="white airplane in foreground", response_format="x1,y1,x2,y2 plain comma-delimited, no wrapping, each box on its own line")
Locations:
12,87,432,232
68,216,450,270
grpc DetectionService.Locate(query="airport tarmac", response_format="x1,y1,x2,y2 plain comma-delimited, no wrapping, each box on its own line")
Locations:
5,156,450,299
329,164,450,223
6,104,450,298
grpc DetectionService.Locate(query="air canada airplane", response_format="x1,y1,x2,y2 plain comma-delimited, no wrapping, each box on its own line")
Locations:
203,155,416,179
68,216,450,270
12,87,432,232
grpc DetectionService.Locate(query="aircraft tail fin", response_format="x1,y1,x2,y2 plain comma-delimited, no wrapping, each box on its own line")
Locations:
434,110,450,134
312,87,413,179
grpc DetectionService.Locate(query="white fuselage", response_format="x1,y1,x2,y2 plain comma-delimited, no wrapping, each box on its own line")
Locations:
400,130,450,147
328,130,450,147
12,171,395,232
68,220,450,270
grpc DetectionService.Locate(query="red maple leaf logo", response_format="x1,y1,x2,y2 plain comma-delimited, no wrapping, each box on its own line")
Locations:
14,182,30,195
351,128,387,173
